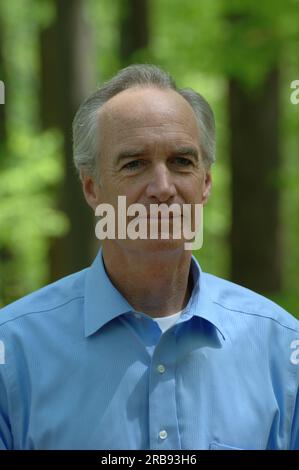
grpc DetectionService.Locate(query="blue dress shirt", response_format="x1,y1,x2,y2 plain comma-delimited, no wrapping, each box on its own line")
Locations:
0,248,298,450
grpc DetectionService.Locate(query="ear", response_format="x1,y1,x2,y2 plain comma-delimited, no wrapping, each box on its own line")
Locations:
202,169,212,205
80,170,102,211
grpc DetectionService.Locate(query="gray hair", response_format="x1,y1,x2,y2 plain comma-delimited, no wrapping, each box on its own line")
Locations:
72,64,215,181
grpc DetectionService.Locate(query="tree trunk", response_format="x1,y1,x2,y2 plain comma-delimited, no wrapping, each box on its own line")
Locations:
229,68,282,294
40,0,95,281
119,0,149,66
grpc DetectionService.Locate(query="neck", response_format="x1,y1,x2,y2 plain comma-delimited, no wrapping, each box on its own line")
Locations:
101,242,193,318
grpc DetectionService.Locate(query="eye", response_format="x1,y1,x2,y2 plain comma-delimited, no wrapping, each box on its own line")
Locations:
172,157,194,167
122,160,144,171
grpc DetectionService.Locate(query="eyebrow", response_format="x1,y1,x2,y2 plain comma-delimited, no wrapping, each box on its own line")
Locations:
114,145,199,166
170,146,199,161
115,148,147,166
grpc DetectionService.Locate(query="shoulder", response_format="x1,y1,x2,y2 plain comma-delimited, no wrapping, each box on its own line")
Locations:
0,268,87,330
203,271,299,334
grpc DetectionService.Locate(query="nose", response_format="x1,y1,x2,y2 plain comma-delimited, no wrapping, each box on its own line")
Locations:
145,163,176,202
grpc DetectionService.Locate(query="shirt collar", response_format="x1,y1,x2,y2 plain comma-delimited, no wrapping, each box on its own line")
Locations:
84,248,132,337
84,248,226,340
188,256,227,340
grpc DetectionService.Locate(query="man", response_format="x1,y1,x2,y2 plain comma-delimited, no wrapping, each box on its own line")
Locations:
0,64,298,450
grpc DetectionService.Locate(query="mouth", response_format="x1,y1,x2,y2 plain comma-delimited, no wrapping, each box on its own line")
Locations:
138,213,183,219
135,217,182,222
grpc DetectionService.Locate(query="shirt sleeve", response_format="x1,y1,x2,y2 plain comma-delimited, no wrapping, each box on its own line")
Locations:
0,367,13,450
290,386,299,450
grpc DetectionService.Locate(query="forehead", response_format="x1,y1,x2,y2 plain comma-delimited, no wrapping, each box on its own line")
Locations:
98,87,199,145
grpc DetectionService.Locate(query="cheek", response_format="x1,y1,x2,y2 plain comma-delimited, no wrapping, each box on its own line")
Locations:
98,184,141,210
118,178,145,200
182,173,205,199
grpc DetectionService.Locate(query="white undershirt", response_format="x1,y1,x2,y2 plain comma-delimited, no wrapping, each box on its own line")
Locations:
152,310,183,333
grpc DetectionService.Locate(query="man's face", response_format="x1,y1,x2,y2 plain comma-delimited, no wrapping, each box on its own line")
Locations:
86,86,211,253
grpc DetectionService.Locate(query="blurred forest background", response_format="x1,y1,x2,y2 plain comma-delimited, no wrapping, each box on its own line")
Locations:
0,0,299,319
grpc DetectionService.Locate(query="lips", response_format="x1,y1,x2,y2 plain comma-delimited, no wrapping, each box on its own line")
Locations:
137,215,182,220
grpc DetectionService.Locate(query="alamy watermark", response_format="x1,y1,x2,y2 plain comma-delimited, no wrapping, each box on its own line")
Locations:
0,80,4,105
0,340,5,365
290,339,299,365
95,196,203,250
290,80,299,105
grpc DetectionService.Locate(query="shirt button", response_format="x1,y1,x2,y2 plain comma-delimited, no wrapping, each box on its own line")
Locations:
159,430,168,440
157,364,166,374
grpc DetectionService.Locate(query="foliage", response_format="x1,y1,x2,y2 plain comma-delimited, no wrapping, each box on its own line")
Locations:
0,0,298,318
0,130,67,306
0,0,67,305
